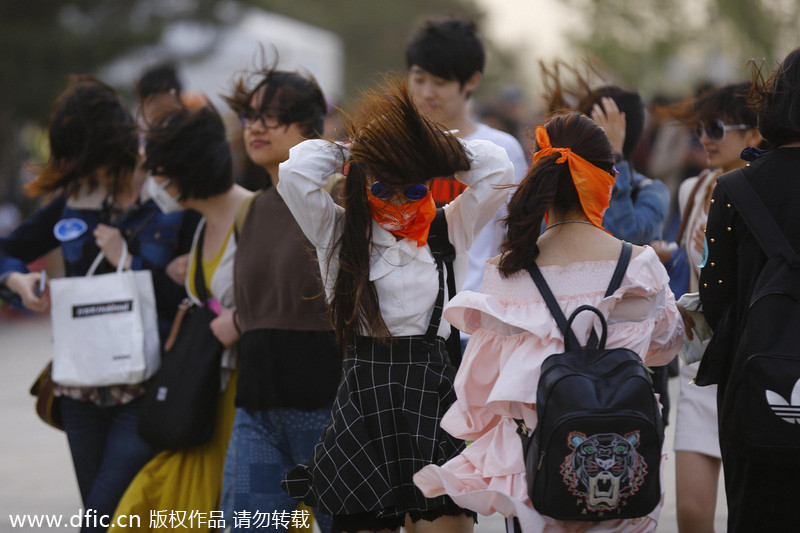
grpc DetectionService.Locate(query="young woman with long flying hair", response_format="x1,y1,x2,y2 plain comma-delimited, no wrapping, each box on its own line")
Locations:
277,77,514,533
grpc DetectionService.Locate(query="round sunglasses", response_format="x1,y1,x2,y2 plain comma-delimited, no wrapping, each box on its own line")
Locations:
370,181,430,200
694,119,750,142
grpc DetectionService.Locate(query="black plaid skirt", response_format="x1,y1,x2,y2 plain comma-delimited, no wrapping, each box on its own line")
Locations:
281,335,466,518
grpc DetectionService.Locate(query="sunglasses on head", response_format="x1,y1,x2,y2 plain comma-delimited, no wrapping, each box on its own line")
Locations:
694,119,750,142
370,181,430,200
238,109,282,130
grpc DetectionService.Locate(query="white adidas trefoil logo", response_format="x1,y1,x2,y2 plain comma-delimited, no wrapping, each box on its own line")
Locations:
766,378,800,424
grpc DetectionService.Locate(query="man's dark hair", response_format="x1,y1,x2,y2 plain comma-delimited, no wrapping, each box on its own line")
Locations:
143,105,233,200
579,86,645,160
137,62,183,100
405,17,484,87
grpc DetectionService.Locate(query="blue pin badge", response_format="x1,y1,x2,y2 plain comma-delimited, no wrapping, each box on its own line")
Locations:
53,218,88,242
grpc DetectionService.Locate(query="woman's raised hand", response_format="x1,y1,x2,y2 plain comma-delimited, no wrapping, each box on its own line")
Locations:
591,97,626,155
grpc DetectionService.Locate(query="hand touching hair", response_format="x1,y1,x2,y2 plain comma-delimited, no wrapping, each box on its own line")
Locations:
330,75,470,349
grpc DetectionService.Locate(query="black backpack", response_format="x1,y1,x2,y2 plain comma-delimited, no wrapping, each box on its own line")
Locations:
517,242,664,521
716,170,800,466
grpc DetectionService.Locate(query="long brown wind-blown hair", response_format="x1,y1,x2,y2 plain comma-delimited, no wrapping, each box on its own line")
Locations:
26,75,138,199
330,76,470,350
499,112,615,277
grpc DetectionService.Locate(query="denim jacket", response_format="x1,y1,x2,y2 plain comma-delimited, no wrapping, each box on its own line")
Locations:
602,160,670,245
0,191,198,340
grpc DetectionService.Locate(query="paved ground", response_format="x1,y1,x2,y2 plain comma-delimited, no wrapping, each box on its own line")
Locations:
0,315,727,532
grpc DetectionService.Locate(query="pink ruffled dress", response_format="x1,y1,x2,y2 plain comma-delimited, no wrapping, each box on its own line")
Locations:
414,246,683,533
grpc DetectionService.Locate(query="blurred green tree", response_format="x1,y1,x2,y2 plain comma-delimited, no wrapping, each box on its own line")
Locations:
0,0,227,207
1,0,497,208
563,0,800,97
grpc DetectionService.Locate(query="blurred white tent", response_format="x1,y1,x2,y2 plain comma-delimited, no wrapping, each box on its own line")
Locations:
100,8,344,107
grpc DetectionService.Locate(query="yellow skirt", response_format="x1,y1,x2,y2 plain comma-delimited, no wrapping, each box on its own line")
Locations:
110,372,313,532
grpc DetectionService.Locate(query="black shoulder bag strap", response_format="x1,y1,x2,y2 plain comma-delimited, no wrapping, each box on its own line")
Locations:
427,207,463,367
193,224,210,303
720,169,800,265
528,242,632,351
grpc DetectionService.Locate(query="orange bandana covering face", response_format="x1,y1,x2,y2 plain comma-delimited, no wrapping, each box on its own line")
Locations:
366,187,436,247
531,126,615,231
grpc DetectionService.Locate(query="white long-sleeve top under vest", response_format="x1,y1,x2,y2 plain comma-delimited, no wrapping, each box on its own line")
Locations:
276,138,514,339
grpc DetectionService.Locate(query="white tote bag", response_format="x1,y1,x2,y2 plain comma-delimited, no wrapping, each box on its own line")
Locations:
50,243,161,386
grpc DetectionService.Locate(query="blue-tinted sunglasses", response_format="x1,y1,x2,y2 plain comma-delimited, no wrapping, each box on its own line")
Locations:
370,181,430,200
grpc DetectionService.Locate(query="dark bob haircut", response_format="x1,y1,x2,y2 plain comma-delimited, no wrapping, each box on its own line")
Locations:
143,104,233,201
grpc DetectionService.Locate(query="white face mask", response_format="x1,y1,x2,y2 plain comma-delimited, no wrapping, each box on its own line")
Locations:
146,176,183,214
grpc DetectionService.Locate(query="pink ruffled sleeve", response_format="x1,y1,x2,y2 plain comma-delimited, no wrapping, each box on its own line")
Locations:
416,248,680,530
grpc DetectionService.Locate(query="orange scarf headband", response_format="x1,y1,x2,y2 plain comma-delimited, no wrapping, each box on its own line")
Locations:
531,126,615,231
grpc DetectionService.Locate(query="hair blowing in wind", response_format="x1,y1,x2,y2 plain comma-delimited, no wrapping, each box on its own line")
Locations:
329,76,470,349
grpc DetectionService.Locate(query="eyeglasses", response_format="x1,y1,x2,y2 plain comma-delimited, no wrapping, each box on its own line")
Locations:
238,109,282,130
370,181,430,200
694,119,750,142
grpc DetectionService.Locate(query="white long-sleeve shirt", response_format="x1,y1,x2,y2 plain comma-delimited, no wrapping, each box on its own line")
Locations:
277,138,514,339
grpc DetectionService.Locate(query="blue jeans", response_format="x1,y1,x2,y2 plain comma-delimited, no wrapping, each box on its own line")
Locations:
60,397,156,533
221,407,333,532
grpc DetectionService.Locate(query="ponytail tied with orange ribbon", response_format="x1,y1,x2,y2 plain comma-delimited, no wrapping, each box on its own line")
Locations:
531,126,615,231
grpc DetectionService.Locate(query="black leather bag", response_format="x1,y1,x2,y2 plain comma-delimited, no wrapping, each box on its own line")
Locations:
137,227,223,449
518,243,664,521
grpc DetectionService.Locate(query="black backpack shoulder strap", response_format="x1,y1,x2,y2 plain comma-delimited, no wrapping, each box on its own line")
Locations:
528,262,582,351
719,168,800,265
427,207,463,366
530,242,632,351
585,241,632,347
606,242,633,296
